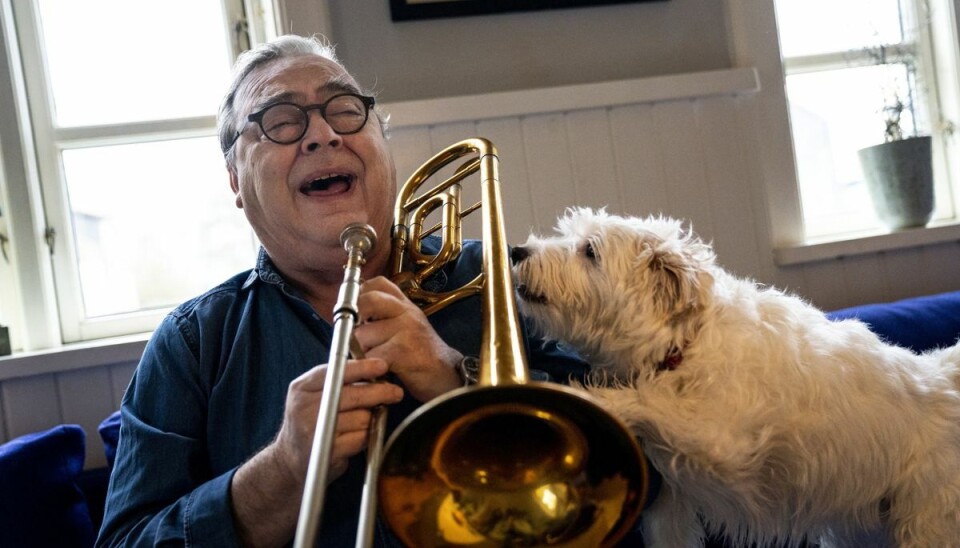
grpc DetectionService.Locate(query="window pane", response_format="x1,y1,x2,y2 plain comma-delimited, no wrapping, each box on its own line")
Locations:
786,64,915,237
37,0,232,127
62,137,256,318
775,0,905,58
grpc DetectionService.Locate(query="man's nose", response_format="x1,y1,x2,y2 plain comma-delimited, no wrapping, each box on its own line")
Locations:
302,111,341,152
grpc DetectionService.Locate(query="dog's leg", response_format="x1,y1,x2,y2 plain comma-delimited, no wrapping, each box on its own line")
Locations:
641,484,705,548
889,476,960,548
587,384,771,500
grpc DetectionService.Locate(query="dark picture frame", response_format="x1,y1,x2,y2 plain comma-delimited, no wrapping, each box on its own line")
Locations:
389,0,667,22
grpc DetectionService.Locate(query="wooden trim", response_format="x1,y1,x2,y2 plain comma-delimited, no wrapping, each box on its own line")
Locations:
0,334,147,381
775,220,960,265
54,117,217,147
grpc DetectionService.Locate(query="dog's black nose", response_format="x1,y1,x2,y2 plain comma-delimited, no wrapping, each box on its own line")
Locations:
510,245,529,265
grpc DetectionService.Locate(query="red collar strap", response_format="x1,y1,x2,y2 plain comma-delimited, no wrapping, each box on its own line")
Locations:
657,347,683,372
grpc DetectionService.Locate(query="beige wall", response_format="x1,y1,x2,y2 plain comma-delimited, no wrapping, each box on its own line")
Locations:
284,0,731,102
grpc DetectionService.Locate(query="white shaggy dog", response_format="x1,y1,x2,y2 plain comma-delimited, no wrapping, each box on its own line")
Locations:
510,208,960,548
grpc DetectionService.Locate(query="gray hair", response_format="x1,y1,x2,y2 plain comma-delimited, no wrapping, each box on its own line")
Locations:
218,34,387,164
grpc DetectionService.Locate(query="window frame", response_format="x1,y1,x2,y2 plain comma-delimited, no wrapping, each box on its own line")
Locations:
724,0,960,258
0,0,269,349
778,0,958,239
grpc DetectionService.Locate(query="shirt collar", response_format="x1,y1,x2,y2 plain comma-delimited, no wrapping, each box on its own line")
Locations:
242,247,284,289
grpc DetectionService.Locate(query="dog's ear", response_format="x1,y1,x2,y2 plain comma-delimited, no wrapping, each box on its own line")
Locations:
645,234,714,319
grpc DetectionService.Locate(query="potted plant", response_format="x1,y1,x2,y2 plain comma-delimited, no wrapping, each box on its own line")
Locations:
856,59,934,230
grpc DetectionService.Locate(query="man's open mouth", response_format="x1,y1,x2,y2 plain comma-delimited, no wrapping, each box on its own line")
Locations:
515,283,547,304
300,173,354,196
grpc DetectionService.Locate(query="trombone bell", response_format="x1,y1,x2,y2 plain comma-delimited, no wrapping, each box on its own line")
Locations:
379,386,646,547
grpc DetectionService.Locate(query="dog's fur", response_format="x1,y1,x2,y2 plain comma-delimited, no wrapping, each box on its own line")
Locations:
511,208,960,548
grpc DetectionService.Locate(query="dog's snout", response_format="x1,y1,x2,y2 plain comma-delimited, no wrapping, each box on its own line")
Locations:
510,245,530,265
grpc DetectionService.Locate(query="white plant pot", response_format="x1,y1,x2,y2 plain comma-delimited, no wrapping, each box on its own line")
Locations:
857,136,934,230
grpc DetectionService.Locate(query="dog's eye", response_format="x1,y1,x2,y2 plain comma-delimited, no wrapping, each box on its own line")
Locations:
584,241,598,262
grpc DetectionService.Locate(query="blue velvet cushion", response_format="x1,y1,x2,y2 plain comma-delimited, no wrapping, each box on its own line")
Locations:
0,424,95,548
827,290,960,353
98,410,121,469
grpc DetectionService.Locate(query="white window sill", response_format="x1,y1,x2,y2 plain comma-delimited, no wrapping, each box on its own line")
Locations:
774,220,960,266
0,333,149,381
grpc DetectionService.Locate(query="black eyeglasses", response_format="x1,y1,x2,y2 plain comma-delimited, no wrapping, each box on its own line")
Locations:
227,93,375,150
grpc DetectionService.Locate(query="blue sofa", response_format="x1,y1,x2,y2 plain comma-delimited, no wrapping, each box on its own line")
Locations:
825,290,960,353
0,412,119,548
2,291,958,548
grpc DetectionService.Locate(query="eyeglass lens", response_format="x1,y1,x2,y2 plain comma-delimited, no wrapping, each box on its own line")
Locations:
260,95,369,143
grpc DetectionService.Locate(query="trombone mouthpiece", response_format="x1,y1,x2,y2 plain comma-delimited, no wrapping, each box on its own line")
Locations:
340,223,377,254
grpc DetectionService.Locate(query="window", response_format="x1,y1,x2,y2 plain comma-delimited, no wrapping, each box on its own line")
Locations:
0,1,278,349
775,0,959,239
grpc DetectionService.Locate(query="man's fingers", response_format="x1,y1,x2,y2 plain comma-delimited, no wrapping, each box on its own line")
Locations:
333,430,369,461
336,409,372,434
357,276,415,323
291,358,391,392
339,381,403,411
356,290,406,324
361,276,406,300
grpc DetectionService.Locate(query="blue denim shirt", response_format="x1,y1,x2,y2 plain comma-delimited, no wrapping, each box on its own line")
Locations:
97,239,597,547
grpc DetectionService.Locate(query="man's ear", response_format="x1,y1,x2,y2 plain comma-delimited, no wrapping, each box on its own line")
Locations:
228,164,242,208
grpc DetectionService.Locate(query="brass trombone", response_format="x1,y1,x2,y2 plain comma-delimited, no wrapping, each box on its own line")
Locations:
299,138,649,547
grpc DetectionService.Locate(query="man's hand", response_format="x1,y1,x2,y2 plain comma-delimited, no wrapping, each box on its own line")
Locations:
352,276,465,402
231,359,403,547
272,358,404,481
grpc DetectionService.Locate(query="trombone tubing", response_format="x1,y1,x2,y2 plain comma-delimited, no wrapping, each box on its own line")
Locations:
293,226,374,548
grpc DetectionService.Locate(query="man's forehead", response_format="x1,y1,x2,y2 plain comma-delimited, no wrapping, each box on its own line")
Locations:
238,56,360,108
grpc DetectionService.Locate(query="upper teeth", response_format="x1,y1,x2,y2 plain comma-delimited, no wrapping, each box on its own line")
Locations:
302,173,351,191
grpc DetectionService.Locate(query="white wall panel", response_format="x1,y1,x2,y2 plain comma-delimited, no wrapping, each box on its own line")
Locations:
921,243,960,296
0,359,138,469
798,260,851,311
878,247,928,304
649,100,716,239
730,94,783,289
389,125,434,188
907,242,960,293
520,113,578,234
0,388,7,440
564,109,622,213
108,361,137,408
1,374,61,439
696,96,763,279
608,104,671,218
57,367,115,468
837,255,891,309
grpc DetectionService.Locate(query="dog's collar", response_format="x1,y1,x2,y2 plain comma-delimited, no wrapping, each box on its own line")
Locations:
657,347,683,372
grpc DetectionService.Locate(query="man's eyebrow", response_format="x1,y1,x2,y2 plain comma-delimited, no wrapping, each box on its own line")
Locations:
319,75,362,96
253,90,301,111
250,77,363,113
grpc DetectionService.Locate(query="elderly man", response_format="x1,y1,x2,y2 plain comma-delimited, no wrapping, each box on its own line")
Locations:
97,35,590,547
